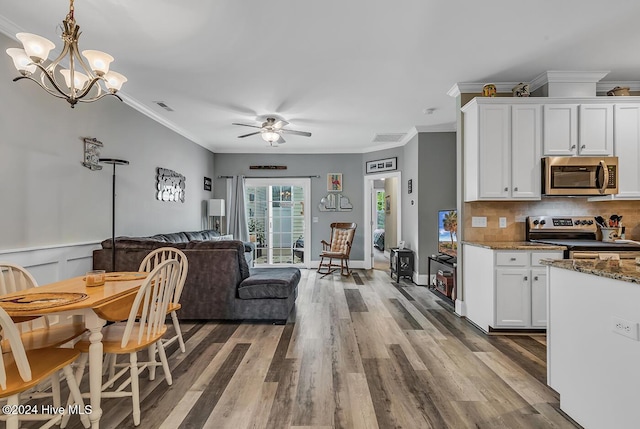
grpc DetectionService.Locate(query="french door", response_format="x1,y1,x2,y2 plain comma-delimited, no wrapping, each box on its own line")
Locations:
245,178,310,267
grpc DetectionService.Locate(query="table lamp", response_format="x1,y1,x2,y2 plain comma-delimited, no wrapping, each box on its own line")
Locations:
208,199,225,233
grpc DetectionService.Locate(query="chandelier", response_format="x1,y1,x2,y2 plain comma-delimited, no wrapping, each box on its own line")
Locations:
5,0,127,108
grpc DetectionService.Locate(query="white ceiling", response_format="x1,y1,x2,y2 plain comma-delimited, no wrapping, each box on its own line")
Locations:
2,0,640,154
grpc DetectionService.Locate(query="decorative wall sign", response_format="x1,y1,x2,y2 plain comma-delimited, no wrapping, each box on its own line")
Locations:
318,193,353,212
408,179,413,194
82,137,103,171
156,167,186,203
366,157,397,174
249,165,287,170
327,173,343,192
204,176,212,191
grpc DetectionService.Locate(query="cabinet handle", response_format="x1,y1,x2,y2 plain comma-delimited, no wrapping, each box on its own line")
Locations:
504,187,508,191
571,144,576,150
524,276,528,281
510,257,516,261
514,187,519,191
534,276,539,281
581,145,586,149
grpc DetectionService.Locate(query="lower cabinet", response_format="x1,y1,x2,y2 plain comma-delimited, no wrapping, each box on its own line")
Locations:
463,244,563,332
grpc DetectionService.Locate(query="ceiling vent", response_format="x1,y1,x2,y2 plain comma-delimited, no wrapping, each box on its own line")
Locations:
372,133,406,143
154,101,174,112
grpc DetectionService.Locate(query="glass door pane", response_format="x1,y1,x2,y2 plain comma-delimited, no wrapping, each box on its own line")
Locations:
245,180,306,266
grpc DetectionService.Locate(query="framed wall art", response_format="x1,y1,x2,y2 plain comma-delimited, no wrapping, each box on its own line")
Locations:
366,157,397,174
327,173,343,192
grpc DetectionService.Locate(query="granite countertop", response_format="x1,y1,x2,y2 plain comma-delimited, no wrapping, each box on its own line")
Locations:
462,241,567,251
541,259,640,284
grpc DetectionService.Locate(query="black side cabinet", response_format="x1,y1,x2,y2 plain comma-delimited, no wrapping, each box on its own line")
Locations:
390,248,414,282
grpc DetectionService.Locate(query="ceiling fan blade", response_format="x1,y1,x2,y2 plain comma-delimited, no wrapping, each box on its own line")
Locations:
237,131,261,138
232,123,263,129
277,135,286,144
281,129,312,137
273,120,289,130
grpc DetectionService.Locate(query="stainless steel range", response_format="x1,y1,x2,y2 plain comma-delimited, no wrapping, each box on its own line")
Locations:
526,215,640,259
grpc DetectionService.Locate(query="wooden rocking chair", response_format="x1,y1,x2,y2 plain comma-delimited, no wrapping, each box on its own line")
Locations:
318,222,357,277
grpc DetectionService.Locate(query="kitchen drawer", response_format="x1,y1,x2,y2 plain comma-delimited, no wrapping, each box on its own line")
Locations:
531,252,564,266
495,252,528,266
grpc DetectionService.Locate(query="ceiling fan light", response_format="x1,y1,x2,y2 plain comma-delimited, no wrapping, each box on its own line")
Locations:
16,32,55,63
104,70,127,92
6,48,36,75
82,50,114,76
262,131,280,143
60,69,90,91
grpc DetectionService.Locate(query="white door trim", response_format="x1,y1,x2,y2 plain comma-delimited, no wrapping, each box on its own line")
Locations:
363,171,402,270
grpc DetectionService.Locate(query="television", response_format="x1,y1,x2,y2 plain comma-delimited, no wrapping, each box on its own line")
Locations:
438,209,458,258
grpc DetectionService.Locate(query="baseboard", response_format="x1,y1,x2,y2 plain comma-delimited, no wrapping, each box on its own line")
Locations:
413,273,429,286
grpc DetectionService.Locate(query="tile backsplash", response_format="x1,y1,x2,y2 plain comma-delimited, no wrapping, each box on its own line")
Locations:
464,198,640,242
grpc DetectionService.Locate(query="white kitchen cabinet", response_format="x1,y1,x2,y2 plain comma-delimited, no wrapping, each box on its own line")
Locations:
542,103,613,156
543,104,578,155
588,103,640,201
495,268,529,327
463,99,541,201
531,268,547,327
463,244,564,332
578,104,613,155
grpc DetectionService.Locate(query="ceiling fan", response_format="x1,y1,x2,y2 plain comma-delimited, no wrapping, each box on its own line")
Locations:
232,117,312,145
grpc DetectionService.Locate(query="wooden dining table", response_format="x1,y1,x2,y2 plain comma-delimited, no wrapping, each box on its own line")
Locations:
0,273,147,429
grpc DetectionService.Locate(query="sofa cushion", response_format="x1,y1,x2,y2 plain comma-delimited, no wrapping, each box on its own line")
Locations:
237,268,301,299
152,232,190,243
183,230,206,241
201,230,222,240
103,237,187,250
187,240,250,280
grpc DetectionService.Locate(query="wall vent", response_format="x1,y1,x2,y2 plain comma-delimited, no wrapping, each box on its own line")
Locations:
154,101,174,112
372,133,406,143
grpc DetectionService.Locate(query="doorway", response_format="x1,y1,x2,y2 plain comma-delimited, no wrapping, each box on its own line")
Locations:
363,171,402,270
244,178,310,267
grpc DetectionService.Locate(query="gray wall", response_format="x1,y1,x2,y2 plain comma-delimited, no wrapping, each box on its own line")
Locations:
417,132,457,273
213,153,364,260
402,134,420,258
0,32,214,250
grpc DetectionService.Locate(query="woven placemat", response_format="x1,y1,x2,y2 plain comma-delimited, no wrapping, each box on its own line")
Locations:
82,272,148,282
105,272,148,281
0,292,89,311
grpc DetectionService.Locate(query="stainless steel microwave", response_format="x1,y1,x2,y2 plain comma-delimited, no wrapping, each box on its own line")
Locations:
543,156,618,196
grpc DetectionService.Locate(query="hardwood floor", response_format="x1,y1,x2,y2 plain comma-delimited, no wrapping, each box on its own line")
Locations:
51,269,579,429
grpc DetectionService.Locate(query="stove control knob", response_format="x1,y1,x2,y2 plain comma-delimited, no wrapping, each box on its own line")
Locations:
533,220,540,226
587,220,593,225
576,220,583,225
540,220,546,226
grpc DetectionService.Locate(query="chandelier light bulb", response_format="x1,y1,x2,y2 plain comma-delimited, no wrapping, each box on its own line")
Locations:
60,69,90,91
104,71,127,92
5,48,36,75
82,50,114,76
16,33,55,63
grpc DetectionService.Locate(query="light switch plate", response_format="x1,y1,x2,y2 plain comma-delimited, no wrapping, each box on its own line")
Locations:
499,217,507,228
472,216,487,228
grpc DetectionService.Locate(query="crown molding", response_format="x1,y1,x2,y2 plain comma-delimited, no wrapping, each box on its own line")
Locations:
0,14,21,40
530,70,610,92
415,122,456,133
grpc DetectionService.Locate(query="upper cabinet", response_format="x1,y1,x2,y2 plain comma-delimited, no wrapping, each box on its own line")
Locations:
463,99,541,201
542,103,613,156
463,97,638,202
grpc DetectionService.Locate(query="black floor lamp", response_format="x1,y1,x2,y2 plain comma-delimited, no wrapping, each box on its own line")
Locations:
100,158,129,272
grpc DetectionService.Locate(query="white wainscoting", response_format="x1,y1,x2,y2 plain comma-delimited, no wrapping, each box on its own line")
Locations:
0,242,101,286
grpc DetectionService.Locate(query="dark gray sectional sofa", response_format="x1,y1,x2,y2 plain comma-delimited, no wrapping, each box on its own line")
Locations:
92,230,300,321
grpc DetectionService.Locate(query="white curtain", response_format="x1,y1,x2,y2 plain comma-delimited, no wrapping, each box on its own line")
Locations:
226,176,249,242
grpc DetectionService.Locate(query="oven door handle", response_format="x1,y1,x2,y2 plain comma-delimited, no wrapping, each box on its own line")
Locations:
571,252,599,259
597,159,608,194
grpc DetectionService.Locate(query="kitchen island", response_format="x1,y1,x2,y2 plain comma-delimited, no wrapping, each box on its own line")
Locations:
543,259,640,429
